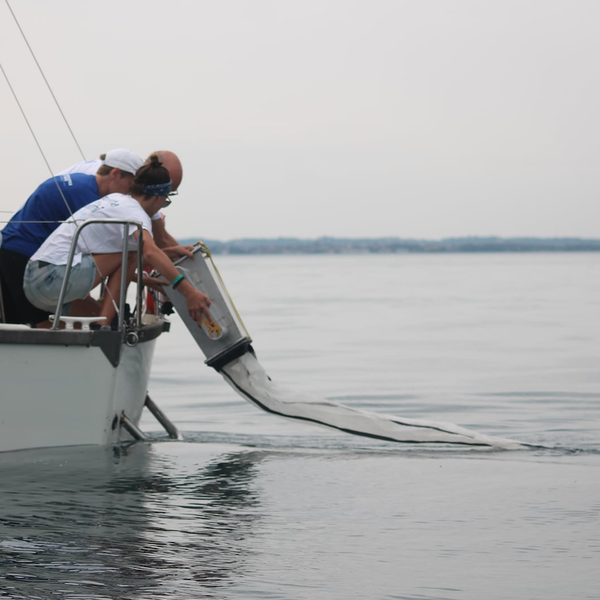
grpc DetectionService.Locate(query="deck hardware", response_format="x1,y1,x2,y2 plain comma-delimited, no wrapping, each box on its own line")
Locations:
145,394,182,440
120,412,147,441
125,331,139,347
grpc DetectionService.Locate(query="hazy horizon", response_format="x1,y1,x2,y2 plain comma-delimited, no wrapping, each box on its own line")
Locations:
187,234,600,242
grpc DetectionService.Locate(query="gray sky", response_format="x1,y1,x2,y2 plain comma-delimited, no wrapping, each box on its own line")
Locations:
1,0,599,241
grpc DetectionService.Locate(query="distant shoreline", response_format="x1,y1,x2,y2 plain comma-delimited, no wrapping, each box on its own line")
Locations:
180,236,600,255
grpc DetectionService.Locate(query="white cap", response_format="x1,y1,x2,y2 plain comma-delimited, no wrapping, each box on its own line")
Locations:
103,148,144,176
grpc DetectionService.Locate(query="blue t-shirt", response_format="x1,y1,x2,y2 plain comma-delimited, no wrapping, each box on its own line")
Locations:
1,173,100,258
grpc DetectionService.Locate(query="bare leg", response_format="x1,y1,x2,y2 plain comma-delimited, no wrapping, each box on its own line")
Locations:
31,254,135,328
69,296,102,317
94,253,137,324
32,296,101,328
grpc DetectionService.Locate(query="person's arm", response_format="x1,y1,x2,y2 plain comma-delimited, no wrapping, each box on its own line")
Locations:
151,216,179,248
137,230,211,325
151,216,194,260
161,245,195,260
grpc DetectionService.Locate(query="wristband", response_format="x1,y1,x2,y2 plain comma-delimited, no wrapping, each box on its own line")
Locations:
171,274,184,289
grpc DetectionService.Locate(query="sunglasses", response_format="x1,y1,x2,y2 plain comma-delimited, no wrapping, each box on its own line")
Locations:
162,190,178,208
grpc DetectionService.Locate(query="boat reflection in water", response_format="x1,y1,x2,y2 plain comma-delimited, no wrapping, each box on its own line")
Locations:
0,441,265,597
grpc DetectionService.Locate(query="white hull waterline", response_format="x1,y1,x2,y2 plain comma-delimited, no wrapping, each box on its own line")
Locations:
0,319,168,453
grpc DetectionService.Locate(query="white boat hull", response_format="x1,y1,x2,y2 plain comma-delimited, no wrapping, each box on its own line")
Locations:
0,321,165,453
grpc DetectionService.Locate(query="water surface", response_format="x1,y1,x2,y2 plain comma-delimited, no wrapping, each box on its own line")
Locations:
1,253,599,599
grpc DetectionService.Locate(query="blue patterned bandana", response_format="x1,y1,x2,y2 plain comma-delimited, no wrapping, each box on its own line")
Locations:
143,181,172,196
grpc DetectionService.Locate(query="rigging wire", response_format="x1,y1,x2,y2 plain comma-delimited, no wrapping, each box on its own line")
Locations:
0,7,122,322
0,60,60,183
0,57,87,230
4,0,86,161
0,220,69,225
0,0,89,226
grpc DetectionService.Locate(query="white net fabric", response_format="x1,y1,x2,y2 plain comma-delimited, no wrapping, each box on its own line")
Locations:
221,352,525,449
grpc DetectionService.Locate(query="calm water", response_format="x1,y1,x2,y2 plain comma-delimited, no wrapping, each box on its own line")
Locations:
1,253,599,599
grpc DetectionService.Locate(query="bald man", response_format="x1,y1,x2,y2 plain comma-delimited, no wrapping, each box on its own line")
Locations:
147,150,188,252
58,149,190,258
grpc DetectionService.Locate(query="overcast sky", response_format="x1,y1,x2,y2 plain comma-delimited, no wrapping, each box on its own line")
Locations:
1,0,599,241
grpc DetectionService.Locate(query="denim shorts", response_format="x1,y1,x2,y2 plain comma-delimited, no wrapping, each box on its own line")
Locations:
23,255,97,313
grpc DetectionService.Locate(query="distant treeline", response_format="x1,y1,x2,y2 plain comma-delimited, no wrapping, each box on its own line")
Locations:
179,237,600,255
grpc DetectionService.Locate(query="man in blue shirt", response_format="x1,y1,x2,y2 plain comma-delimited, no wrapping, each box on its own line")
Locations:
0,149,142,323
